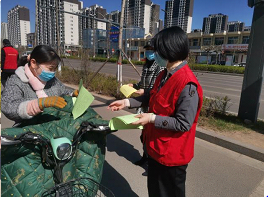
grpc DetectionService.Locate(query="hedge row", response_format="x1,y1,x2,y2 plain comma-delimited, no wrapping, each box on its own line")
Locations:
189,64,245,74
62,56,245,74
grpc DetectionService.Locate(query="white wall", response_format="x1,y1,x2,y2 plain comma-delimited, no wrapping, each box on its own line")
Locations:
19,20,30,46
187,16,192,33
64,1,79,46
143,4,151,35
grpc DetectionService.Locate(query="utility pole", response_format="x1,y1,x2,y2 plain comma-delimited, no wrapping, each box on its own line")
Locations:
35,0,38,47
55,0,61,56
93,15,96,58
117,0,126,88
55,0,62,75
238,0,263,122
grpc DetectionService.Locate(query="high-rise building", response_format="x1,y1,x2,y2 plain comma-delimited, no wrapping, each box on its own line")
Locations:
91,5,107,30
109,10,121,24
202,13,228,34
244,26,251,32
1,22,8,41
150,3,160,36
164,0,194,33
227,21,245,32
36,0,81,49
79,4,107,46
164,1,174,29
27,33,35,48
125,0,151,35
7,5,30,47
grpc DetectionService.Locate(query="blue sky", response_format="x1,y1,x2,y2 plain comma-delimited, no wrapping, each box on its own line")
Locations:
1,0,254,33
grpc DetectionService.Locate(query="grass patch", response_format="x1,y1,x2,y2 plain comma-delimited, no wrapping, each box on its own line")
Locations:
198,113,264,134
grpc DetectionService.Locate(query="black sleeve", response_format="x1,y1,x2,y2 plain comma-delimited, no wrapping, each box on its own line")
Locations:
1,48,5,69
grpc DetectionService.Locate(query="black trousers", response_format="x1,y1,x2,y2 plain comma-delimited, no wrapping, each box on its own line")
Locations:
1,72,14,88
148,157,188,197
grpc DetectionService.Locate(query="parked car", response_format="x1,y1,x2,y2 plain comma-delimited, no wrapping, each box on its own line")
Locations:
22,51,32,56
233,62,246,67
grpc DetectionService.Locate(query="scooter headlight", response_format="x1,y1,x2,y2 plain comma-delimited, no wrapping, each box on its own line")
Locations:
50,137,72,160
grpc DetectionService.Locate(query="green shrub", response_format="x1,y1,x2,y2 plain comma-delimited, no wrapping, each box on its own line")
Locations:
189,64,245,74
200,96,231,117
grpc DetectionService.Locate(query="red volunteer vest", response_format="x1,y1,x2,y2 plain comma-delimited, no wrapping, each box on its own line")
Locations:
3,46,18,70
144,65,203,166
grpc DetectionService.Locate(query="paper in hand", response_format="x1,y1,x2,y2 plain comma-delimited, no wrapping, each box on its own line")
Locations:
109,114,143,130
120,85,138,98
72,79,95,119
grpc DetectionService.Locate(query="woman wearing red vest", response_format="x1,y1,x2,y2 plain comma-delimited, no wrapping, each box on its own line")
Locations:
108,26,203,197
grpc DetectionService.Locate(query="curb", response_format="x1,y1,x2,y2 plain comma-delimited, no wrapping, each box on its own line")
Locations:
92,93,264,162
64,84,264,162
192,70,244,76
195,128,264,162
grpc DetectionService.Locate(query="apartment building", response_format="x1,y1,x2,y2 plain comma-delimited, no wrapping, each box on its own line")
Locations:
7,5,30,47
36,0,81,49
202,13,228,34
164,0,194,33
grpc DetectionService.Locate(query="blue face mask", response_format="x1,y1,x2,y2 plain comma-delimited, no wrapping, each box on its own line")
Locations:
37,66,55,81
145,50,155,60
154,53,168,68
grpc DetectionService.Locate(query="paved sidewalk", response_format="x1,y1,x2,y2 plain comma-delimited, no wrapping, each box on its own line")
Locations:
65,83,264,162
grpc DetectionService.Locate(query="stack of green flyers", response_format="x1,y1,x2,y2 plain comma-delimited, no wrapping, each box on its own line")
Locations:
109,114,144,130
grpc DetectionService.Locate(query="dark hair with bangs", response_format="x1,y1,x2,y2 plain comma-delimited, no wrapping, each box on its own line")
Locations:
153,26,189,62
29,45,61,69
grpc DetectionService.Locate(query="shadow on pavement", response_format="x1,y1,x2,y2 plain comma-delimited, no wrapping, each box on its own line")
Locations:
106,134,141,164
101,161,139,197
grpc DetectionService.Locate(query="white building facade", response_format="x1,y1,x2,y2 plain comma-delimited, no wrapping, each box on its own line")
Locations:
36,0,82,49
1,22,8,41
125,0,151,36
7,5,30,47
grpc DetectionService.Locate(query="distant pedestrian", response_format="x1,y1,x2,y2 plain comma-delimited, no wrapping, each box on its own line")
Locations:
1,39,19,88
128,40,164,167
108,26,203,197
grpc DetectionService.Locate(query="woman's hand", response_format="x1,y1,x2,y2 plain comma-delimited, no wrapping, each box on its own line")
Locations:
127,84,134,87
107,100,126,111
134,89,144,96
132,113,152,126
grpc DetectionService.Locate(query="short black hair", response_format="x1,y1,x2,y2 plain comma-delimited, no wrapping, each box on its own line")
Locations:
3,39,11,46
153,26,189,62
30,45,61,69
18,56,28,66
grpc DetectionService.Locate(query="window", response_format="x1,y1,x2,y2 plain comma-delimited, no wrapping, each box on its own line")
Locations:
242,36,250,44
215,37,224,45
203,38,211,46
228,37,239,44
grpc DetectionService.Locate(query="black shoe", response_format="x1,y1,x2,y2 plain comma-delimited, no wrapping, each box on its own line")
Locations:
134,156,147,166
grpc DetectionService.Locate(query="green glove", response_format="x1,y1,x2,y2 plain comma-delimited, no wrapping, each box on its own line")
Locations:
38,96,67,110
